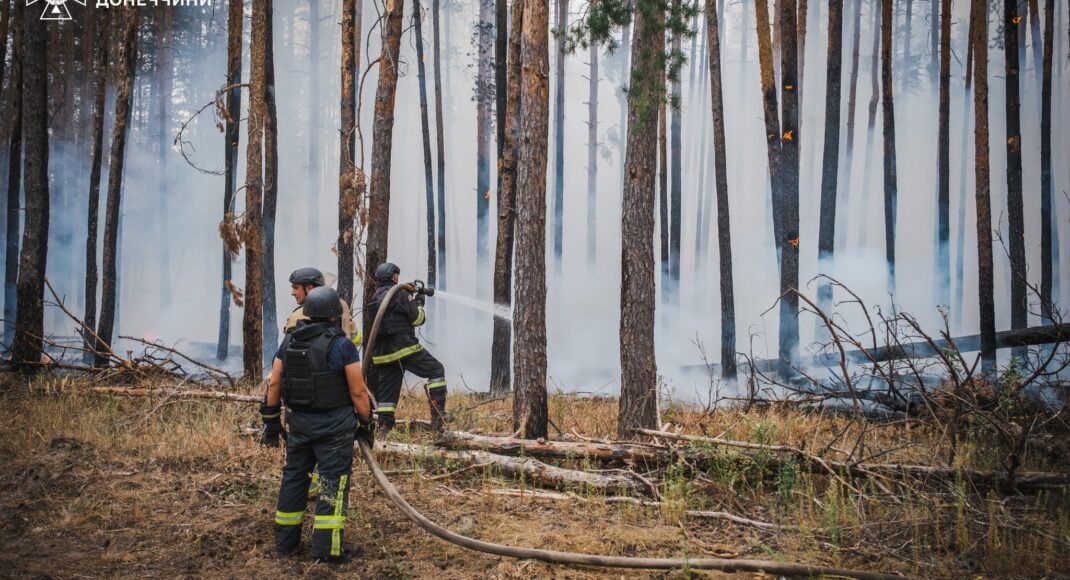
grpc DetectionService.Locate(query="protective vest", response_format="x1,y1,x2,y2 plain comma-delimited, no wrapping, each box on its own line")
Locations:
280,322,350,411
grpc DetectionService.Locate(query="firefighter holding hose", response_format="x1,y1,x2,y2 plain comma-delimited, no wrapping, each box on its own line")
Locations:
365,262,447,435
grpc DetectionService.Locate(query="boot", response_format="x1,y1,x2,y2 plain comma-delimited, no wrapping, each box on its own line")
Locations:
429,391,447,432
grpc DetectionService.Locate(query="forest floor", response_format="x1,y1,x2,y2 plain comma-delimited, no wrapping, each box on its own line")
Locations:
1,371,1069,579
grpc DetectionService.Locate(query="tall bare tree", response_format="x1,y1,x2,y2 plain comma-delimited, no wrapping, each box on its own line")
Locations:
491,0,523,395
10,3,47,368
776,0,801,379
552,0,568,276
817,0,844,320
658,100,668,296
218,0,243,360
618,0,664,438
857,0,879,247
1004,0,1026,338
513,0,550,439
83,9,108,360
362,0,406,328
338,0,358,305
242,0,269,378
433,0,447,290
838,0,862,251
95,7,139,368
755,0,783,253
953,13,975,331
706,1,735,379
936,0,951,308
3,0,23,347
971,0,996,375
262,0,280,360
880,0,899,297
476,0,495,285
415,0,435,286
1040,0,1054,317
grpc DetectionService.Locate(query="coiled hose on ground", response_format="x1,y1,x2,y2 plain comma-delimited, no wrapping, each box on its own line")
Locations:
357,283,908,579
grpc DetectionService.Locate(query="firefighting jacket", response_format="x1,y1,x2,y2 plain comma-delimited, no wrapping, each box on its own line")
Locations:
366,284,426,365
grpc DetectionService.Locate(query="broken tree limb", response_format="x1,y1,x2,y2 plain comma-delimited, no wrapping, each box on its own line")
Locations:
90,386,261,403
375,441,646,496
436,430,671,466
637,428,1070,491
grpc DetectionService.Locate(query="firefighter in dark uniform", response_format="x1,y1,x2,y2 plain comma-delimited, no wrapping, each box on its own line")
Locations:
365,262,447,435
260,286,374,561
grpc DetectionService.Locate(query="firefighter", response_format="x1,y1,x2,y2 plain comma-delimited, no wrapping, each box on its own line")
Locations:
365,262,447,435
285,267,361,345
261,286,375,561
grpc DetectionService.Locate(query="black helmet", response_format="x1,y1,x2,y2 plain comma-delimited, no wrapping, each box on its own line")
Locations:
374,262,400,283
303,286,343,319
289,267,325,287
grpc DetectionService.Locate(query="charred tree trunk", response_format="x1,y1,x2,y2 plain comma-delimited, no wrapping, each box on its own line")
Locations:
338,0,357,306
586,43,598,269
242,0,269,379
658,101,668,299
476,0,494,287
858,0,880,247
880,0,898,297
512,0,550,439
817,0,844,319
0,0,9,93
155,9,173,308
415,1,435,286
10,5,46,368
83,9,108,361
1004,0,1027,339
776,0,801,379
668,0,682,303
262,0,279,361
491,0,523,395
95,8,138,368
755,0,783,254
306,0,320,257
3,0,22,347
218,0,243,360
551,0,567,276
433,0,447,290
706,3,735,379
362,0,405,329
838,0,862,251
971,0,996,375
1040,0,1054,318
618,0,664,439
936,0,951,308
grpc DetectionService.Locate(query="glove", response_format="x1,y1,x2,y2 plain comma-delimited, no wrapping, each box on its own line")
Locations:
355,416,375,447
413,292,426,307
259,402,286,447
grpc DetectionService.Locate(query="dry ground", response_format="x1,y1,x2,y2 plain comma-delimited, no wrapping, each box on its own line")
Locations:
1,372,1068,578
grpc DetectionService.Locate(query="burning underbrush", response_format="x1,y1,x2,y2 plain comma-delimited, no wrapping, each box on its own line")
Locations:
1,372,1069,578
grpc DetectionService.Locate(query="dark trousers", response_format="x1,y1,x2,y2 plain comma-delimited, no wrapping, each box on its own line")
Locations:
275,420,354,558
372,348,446,430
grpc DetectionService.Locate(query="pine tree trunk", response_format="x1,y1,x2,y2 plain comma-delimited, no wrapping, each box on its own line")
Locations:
242,0,268,379
433,0,447,291
551,0,567,276
3,0,22,347
954,20,974,331
10,4,46,368
776,0,801,379
858,0,880,247
817,0,844,319
156,9,173,308
218,0,243,360
838,0,862,251
0,0,9,93
617,0,664,439
880,0,898,297
1040,0,1054,319
755,0,783,254
362,0,405,329
512,0,550,439
262,0,280,361
415,0,436,287
95,7,138,368
668,0,681,301
936,0,951,308
476,0,495,286
586,43,598,269
707,3,735,379
491,0,523,395
1004,0,1027,339
338,0,357,306
83,9,108,361
306,0,320,258
971,0,996,375
658,101,669,297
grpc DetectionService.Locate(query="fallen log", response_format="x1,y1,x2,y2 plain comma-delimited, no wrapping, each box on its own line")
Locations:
90,386,260,403
375,441,646,496
437,431,671,466
638,428,1070,491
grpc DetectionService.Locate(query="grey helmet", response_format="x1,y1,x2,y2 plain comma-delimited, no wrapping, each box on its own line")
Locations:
303,286,343,319
374,262,400,283
289,267,325,287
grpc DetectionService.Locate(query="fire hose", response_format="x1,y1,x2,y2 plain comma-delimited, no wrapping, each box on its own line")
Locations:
356,283,907,578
